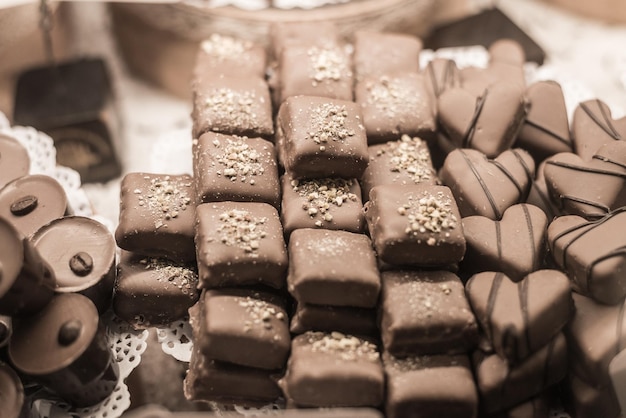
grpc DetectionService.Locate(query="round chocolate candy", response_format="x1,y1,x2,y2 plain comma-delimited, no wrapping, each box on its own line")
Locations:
0,133,30,190
0,174,68,238
31,216,116,313
0,362,27,418
8,293,119,407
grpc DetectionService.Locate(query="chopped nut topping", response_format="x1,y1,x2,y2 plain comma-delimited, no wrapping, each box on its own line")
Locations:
306,234,349,256
397,191,458,244
307,103,355,149
136,176,192,229
138,257,197,297
307,45,349,85
201,34,251,61
217,209,267,256
305,331,379,362
238,295,285,332
291,178,358,226
204,88,258,130
376,135,435,184
213,136,265,184
366,76,416,118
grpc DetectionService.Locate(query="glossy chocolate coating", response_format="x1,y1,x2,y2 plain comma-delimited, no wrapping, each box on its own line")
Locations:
290,303,378,336
276,96,368,180
281,332,384,408
116,173,197,262
0,133,30,190
9,293,118,407
380,270,478,356
609,348,626,416
364,185,466,267
466,270,572,364
287,229,380,308
383,353,477,418
114,251,199,329
0,315,11,347
0,174,68,238
0,362,26,418
424,58,462,100
194,34,267,80
352,31,421,81
526,160,563,221
31,216,116,313
193,132,280,208
572,99,626,161
195,201,288,289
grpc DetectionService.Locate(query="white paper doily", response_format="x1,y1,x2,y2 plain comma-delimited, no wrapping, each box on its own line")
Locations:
156,319,194,363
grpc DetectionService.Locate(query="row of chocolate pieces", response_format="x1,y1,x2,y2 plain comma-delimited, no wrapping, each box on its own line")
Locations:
0,133,120,413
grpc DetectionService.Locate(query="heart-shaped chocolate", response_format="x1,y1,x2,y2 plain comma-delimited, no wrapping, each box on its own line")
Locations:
526,160,564,222
573,99,626,161
466,270,573,365
548,208,626,305
544,141,626,219
517,81,572,162
462,203,548,281
438,81,528,158
440,148,535,220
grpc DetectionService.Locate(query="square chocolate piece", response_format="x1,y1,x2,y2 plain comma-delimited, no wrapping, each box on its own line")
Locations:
353,31,421,81
290,303,378,337
281,331,384,407
113,251,199,329
193,132,280,208
194,34,267,80
115,173,196,262
356,73,436,143
288,228,380,308
192,74,274,139
281,174,365,236
195,288,290,370
383,353,478,418
380,270,478,356
360,135,438,201
195,201,288,289
277,96,368,179
364,185,466,266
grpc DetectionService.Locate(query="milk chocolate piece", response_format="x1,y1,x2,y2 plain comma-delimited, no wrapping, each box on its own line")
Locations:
31,216,116,313
116,173,196,262
438,81,527,158
288,229,379,308
610,347,626,415
0,362,27,418
544,142,626,219
380,270,478,356
473,333,568,414
356,73,436,143
9,293,118,407
195,202,287,289
440,148,535,220
563,373,621,418
352,31,421,81
548,208,626,305
194,34,267,80
290,303,378,336
424,58,462,100
281,174,364,236
113,251,199,329
383,353,478,418
269,22,340,60
461,204,548,281
281,332,384,408
193,132,280,208
195,288,289,370
526,160,563,221
364,185,465,267
192,75,274,139
572,99,626,161
277,96,368,179
0,133,29,190
360,135,437,202
0,174,68,238
517,81,572,162
466,270,572,364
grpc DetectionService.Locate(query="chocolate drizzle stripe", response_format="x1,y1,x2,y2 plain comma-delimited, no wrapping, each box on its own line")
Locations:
522,204,538,270
580,100,622,141
445,60,457,91
511,149,534,202
426,63,440,97
462,90,489,148
541,336,557,390
592,155,626,171
459,149,501,219
518,278,532,356
485,272,505,342
559,195,611,216
545,160,626,179
617,298,626,355
496,221,503,260
524,119,570,146
586,245,626,294
492,160,524,202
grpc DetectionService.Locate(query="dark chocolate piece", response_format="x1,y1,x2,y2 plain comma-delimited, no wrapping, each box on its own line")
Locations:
281,174,364,236
277,96,368,179
461,203,548,281
195,288,290,370
544,142,626,219
383,353,478,418
115,173,196,262
356,73,436,144
352,31,421,81
440,148,535,220
31,216,116,313
290,303,378,336
281,331,384,408
572,98,626,161
473,333,568,414
548,208,626,305
0,362,27,418
360,135,437,202
0,174,68,238
287,229,380,308
563,373,621,418
193,132,281,208
9,294,118,407
380,270,478,356
0,133,30,190
516,81,572,162
364,185,466,267
193,34,267,80
113,251,199,329
424,58,462,100
195,201,288,289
